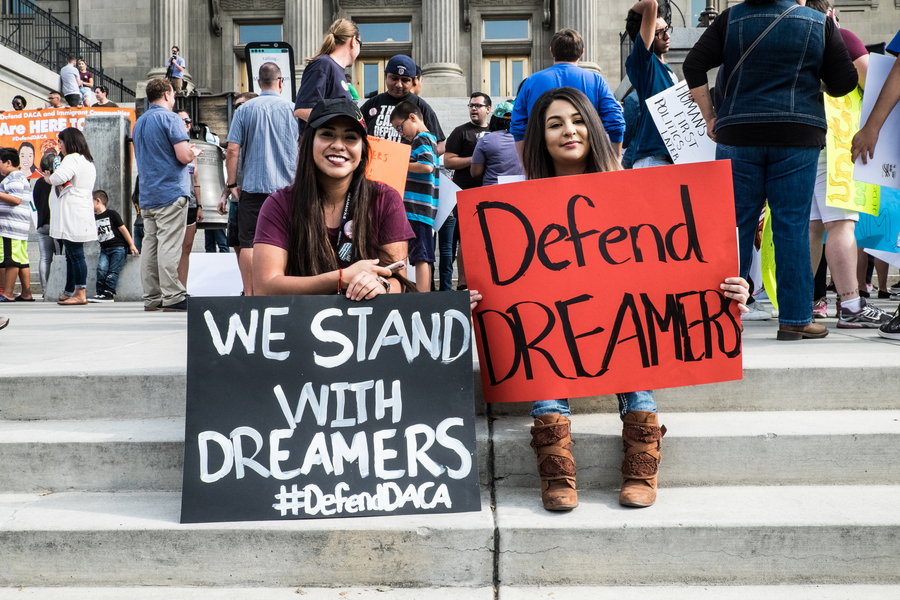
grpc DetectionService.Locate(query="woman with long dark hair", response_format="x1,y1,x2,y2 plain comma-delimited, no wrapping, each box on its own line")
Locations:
517,87,749,512
42,127,97,305
254,98,414,298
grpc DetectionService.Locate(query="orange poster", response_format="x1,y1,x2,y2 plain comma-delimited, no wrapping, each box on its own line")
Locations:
456,161,743,404
0,107,136,179
365,135,411,196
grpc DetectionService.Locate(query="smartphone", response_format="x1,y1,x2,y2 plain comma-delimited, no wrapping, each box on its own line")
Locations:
385,259,406,273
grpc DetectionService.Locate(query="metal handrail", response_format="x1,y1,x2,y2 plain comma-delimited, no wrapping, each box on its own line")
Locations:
0,0,135,103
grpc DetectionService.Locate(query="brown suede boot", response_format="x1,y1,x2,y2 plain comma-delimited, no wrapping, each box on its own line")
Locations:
619,410,666,508
530,414,578,511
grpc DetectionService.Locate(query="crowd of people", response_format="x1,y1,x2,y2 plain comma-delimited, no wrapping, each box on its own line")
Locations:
1,0,899,512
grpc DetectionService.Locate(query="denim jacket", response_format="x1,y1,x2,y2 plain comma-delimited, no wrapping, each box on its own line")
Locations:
716,0,827,131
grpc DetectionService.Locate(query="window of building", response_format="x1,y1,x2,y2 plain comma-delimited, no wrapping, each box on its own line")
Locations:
355,58,387,99
483,20,530,41
483,56,529,98
357,22,410,43
238,23,282,44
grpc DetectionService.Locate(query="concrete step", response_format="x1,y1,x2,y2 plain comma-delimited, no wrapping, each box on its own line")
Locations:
3,304,899,421
496,485,900,586
499,585,900,599
491,411,900,489
0,588,495,599
0,489,495,588
0,418,492,492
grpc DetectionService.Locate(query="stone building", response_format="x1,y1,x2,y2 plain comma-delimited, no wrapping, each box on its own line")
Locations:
25,0,900,108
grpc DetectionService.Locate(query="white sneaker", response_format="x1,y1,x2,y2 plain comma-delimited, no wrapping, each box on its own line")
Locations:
741,302,773,321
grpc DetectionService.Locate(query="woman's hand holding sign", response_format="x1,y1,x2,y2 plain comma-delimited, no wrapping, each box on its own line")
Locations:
720,277,750,313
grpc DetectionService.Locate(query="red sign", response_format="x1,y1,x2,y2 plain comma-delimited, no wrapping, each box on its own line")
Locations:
456,161,743,404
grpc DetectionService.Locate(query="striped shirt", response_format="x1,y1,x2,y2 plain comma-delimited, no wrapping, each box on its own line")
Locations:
226,90,298,194
0,170,33,241
403,132,439,227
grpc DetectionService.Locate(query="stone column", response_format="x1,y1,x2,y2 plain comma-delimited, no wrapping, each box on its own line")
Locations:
285,0,322,84
557,0,602,74
146,0,192,91
420,0,468,97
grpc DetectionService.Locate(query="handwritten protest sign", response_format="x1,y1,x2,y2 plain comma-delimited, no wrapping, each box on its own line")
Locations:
646,81,716,165
456,161,742,404
855,54,900,190
0,107,135,179
857,187,900,253
825,90,879,216
366,135,411,197
435,171,460,232
181,293,480,523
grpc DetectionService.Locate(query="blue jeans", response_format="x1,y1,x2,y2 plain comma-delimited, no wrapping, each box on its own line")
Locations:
133,224,144,253
633,155,673,169
97,246,127,296
531,391,656,420
204,229,229,253
62,240,86,295
438,214,457,291
717,144,820,325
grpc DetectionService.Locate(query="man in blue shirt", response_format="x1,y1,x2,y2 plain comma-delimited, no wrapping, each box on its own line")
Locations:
511,29,625,165
625,0,677,168
133,77,202,311
166,46,186,93
225,62,298,296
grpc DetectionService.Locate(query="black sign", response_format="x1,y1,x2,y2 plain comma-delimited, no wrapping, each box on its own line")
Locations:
181,293,481,524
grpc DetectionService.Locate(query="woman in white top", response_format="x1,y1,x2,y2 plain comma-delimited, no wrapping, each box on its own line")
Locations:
42,127,98,305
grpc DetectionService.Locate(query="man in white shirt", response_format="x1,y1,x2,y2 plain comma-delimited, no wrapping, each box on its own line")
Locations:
59,55,81,107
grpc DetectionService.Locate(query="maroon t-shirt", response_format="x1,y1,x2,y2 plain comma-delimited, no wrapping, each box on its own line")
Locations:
255,181,415,269
839,28,867,63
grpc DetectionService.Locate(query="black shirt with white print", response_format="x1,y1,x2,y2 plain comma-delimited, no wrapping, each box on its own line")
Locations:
95,209,128,249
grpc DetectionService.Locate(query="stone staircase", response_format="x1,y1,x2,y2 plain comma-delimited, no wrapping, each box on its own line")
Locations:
1,299,899,598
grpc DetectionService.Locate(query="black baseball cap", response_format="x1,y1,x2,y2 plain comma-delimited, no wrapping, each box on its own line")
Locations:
307,98,366,135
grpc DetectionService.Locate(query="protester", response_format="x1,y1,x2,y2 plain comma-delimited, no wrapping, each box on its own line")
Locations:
625,0,677,167
0,147,34,302
510,87,749,512
60,55,82,107
47,92,62,109
11,95,25,111
441,92,491,291
93,86,118,107
391,101,439,293
217,93,257,266
176,110,203,288
294,19,360,138
133,78,201,312
225,64,297,296
360,55,446,154
166,46,186,93
32,152,61,291
77,60,94,107
804,0,890,328
253,98,415,299
90,190,139,302
43,128,98,305
511,29,625,164
470,101,525,186
851,29,900,340
684,0,858,341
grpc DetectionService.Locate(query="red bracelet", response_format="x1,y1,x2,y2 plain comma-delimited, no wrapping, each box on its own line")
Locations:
338,268,343,295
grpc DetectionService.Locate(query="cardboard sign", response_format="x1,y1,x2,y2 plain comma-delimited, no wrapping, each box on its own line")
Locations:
645,81,717,165
435,171,460,232
181,293,481,523
0,107,135,179
857,187,900,253
855,54,900,190
366,135,411,197
456,161,743,404
825,89,880,216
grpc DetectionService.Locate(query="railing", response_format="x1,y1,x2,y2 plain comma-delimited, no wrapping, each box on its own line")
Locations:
0,0,135,103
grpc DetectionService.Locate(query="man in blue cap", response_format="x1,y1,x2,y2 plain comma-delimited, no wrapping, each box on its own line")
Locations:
360,54,446,154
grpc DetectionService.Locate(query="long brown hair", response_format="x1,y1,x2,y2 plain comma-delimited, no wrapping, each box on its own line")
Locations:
286,119,411,291
521,87,620,180
308,19,359,62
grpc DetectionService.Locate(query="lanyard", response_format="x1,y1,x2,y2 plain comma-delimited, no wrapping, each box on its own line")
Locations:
332,192,353,263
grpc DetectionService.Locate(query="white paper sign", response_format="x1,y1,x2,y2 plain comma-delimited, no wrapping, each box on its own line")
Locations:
864,248,900,269
497,175,526,185
434,171,460,232
855,53,900,190
186,253,243,297
645,80,717,164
